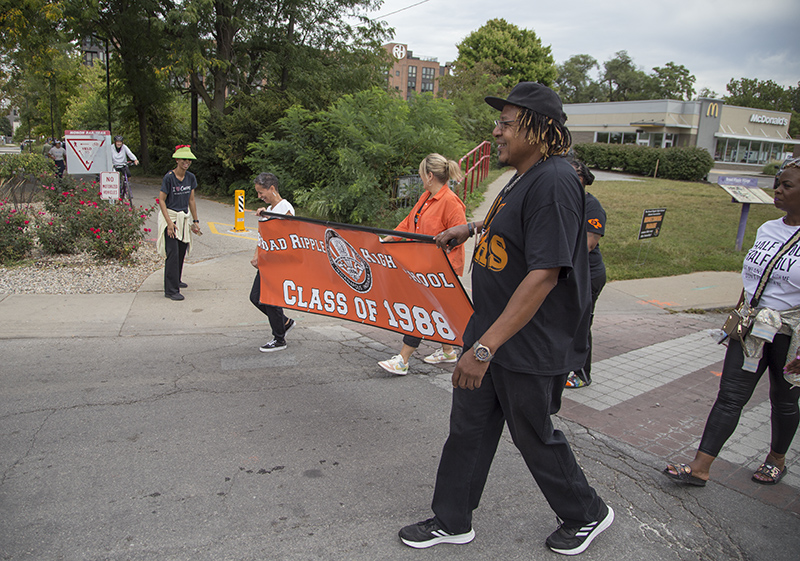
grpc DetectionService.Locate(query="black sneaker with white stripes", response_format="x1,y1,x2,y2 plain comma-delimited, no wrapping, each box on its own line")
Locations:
546,504,614,555
259,338,286,353
398,517,475,549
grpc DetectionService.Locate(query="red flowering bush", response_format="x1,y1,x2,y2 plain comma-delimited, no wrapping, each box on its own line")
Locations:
38,176,154,261
0,199,35,263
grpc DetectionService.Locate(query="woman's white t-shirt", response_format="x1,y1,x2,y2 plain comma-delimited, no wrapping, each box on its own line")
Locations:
742,218,800,311
263,199,294,217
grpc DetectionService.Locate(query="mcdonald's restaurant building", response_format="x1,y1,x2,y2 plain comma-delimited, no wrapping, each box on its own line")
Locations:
564,98,798,170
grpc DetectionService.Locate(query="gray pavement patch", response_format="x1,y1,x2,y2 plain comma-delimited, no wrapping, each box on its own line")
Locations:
568,330,726,411
220,353,299,370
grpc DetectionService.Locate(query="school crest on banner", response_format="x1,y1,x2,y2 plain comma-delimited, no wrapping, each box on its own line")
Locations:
257,215,473,346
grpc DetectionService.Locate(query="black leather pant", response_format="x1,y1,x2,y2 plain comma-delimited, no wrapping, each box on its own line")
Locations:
699,335,800,457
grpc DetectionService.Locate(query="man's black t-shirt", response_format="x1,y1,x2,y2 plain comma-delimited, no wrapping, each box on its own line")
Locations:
161,170,197,213
585,192,606,280
463,156,591,375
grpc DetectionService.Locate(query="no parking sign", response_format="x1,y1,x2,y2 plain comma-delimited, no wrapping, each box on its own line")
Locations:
100,172,120,200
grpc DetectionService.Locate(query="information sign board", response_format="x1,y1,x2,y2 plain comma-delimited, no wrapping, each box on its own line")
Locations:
100,172,120,200
65,130,112,175
638,208,666,240
717,176,773,204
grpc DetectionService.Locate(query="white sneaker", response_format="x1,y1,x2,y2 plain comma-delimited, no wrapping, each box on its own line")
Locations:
424,348,458,364
378,354,409,375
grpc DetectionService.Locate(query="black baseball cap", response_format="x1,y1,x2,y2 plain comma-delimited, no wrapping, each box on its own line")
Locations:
485,82,567,126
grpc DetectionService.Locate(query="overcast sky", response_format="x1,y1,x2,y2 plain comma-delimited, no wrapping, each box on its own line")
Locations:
361,0,797,98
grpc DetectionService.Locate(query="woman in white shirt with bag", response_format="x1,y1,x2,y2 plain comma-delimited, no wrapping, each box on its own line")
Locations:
665,159,800,486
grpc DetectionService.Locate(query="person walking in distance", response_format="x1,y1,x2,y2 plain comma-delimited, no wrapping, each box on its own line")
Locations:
398,82,613,556
48,140,67,178
566,159,606,389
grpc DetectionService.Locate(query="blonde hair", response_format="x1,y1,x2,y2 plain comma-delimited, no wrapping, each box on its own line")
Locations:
419,153,464,185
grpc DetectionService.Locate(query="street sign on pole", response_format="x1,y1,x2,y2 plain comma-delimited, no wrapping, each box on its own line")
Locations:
717,176,773,250
638,208,666,240
100,172,120,200
65,130,112,175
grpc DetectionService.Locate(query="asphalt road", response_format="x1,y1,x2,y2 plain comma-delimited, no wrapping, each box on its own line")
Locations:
2,174,800,561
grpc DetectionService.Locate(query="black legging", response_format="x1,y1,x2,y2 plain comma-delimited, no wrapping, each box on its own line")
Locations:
699,334,800,458
250,271,290,341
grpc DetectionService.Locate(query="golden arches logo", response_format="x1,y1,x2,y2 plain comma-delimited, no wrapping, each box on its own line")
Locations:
706,103,719,118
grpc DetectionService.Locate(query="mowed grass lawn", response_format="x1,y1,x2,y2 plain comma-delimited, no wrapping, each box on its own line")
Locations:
592,177,784,281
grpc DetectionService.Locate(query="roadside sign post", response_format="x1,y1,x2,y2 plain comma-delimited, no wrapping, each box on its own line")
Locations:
638,208,666,240
636,208,666,265
64,130,112,175
716,176,772,251
100,172,120,201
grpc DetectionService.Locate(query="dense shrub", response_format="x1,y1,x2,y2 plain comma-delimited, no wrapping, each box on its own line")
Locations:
0,153,55,207
762,161,782,176
573,143,714,181
0,200,35,263
658,146,716,182
245,88,469,225
195,90,293,197
36,219,76,255
38,177,155,261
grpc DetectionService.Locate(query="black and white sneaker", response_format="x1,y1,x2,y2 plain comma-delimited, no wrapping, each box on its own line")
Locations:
283,318,295,335
259,338,286,353
546,505,614,555
398,518,475,549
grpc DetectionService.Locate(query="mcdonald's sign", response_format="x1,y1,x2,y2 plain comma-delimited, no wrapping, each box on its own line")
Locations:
706,102,719,118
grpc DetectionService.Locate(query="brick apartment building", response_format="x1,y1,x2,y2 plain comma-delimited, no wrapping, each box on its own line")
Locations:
383,43,451,99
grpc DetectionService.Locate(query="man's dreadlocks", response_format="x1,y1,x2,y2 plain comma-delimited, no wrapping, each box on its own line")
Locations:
513,107,572,160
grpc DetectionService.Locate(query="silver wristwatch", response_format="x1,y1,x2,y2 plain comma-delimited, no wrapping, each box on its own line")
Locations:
473,342,493,363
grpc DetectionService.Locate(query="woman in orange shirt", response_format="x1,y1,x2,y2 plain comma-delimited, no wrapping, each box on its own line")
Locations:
378,153,467,375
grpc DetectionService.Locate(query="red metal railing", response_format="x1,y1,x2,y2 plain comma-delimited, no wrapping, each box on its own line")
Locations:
458,141,492,200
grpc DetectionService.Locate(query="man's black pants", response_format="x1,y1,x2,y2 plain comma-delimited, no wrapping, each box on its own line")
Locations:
431,362,606,532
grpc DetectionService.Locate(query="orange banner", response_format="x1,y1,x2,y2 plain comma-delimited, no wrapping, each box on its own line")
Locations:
257,216,473,346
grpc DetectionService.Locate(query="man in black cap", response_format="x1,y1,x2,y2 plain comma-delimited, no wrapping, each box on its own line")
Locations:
398,82,613,555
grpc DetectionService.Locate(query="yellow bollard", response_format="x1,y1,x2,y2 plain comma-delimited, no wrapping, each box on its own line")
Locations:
234,189,246,232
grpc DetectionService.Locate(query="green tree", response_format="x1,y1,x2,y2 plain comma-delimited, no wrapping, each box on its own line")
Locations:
63,62,110,131
63,0,175,171
554,54,604,103
725,78,799,139
651,62,695,100
437,59,505,147
602,50,655,101
696,87,719,99
245,88,469,224
725,77,791,111
0,1,84,139
0,114,11,137
166,0,391,116
454,18,557,89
